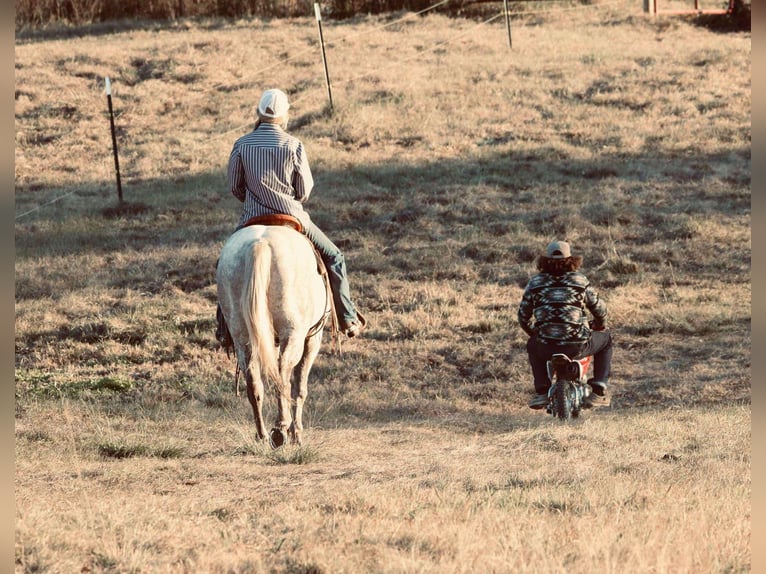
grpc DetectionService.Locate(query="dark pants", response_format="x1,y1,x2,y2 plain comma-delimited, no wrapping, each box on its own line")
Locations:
526,331,613,394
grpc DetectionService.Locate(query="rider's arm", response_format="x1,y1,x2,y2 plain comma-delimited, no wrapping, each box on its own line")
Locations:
585,284,607,329
227,144,247,203
292,141,314,203
517,288,536,337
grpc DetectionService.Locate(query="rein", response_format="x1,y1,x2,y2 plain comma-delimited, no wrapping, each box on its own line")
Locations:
311,257,341,355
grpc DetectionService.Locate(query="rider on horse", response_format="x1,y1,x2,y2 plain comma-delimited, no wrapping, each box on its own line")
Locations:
216,88,366,348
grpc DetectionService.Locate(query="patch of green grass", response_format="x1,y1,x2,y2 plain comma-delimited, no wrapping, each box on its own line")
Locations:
232,432,321,465
16,371,135,400
90,552,120,571
15,543,47,574
606,256,640,275
17,429,52,443
153,444,187,459
101,201,151,219
533,499,592,515
96,440,185,459
97,441,150,459
266,445,322,465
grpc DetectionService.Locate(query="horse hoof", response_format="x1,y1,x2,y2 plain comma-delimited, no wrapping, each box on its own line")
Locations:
269,428,286,449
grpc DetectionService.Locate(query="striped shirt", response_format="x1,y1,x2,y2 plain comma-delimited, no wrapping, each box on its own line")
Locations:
228,123,314,229
518,271,607,344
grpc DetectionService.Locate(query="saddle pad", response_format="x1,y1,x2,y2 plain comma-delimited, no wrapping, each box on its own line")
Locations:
242,213,302,233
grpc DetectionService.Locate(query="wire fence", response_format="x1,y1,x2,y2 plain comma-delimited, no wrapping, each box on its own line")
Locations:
196,0,633,143
15,0,634,220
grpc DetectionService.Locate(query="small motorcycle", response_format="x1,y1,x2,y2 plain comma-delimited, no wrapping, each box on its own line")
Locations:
545,353,594,420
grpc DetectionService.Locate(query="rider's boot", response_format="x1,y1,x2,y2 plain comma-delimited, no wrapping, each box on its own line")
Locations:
588,379,607,396
583,379,608,408
344,310,367,338
528,393,549,410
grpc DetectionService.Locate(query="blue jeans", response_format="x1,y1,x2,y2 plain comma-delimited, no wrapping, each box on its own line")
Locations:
526,331,613,394
302,219,358,329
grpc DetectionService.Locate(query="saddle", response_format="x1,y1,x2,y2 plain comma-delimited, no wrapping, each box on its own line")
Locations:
242,213,302,233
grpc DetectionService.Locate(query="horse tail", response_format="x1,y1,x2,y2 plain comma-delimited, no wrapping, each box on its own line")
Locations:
242,240,279,384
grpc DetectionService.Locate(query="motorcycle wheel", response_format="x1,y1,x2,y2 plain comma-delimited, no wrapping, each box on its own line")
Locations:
552,381,573,421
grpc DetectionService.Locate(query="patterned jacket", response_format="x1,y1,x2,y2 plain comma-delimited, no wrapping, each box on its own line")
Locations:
517,271,607,344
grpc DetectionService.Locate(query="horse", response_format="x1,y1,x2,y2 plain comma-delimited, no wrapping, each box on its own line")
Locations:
216,220,330,447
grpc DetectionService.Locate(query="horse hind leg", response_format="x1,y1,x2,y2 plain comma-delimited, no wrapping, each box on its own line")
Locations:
269,334,304,448
241,350,268,442
289,331,322,446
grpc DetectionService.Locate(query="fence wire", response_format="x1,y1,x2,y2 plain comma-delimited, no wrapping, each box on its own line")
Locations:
210,0,631,141
15,0,633,220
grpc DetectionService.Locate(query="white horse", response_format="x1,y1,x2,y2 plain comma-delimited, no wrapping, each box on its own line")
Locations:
216,223,330,447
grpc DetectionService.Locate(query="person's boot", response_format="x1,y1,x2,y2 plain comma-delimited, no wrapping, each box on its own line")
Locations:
528,393,549,410
588,379,607,396
583,379,608,408
344,310,367,338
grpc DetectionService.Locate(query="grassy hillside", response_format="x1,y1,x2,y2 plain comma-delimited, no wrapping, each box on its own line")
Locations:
15,5,750,573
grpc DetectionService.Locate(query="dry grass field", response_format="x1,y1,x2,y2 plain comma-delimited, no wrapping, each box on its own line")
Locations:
14,3,750,573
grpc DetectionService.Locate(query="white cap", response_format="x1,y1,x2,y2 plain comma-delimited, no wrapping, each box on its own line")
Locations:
257,88,290,119
546,240,571,259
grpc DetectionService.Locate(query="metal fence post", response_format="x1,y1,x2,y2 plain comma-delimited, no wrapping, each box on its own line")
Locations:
105,77,123,204
314,3,334,111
